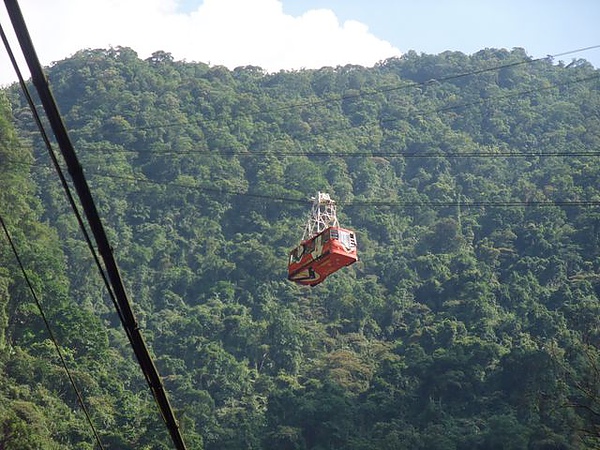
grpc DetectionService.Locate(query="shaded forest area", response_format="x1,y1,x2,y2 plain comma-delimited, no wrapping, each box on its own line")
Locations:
1,46,599,449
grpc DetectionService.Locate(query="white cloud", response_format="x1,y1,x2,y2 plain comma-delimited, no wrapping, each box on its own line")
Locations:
0,0,400,86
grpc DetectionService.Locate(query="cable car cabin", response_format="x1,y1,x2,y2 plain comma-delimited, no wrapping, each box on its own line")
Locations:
288,226,357,286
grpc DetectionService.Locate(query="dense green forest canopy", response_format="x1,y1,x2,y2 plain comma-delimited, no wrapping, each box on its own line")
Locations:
0,46,599,449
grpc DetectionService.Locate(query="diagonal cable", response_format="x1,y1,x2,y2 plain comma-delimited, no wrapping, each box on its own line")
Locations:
3,1,187,448
0,11,124,327
0,213,105,450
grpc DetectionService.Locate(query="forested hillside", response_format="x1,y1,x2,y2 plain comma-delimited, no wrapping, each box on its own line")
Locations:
1,46,599,449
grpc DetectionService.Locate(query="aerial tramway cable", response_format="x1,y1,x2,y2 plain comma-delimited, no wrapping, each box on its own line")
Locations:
79,172,600,209
0,16,122,321
122,44,600,133
1,48,598,162
44,69,600,158
3,1,188,448
0,16,114,449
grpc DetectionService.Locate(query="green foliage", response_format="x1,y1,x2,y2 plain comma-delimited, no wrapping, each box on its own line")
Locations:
1,47,599,448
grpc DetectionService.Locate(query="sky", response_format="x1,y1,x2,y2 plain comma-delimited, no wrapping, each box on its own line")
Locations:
0,0,599,87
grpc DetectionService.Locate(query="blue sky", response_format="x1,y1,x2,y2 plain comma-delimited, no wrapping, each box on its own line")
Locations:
279,0,600,66
173,0,600,65
1,0,598,86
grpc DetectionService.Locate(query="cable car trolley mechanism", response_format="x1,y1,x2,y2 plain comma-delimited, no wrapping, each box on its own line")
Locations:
288,192,358,286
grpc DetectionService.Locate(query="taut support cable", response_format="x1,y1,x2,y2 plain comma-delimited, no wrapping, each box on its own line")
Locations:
3,1,187,448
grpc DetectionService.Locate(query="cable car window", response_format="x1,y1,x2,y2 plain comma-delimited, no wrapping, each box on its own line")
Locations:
291,244,304,263
338,230,354,250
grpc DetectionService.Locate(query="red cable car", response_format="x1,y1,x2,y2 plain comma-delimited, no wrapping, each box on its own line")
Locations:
288,193,358,286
